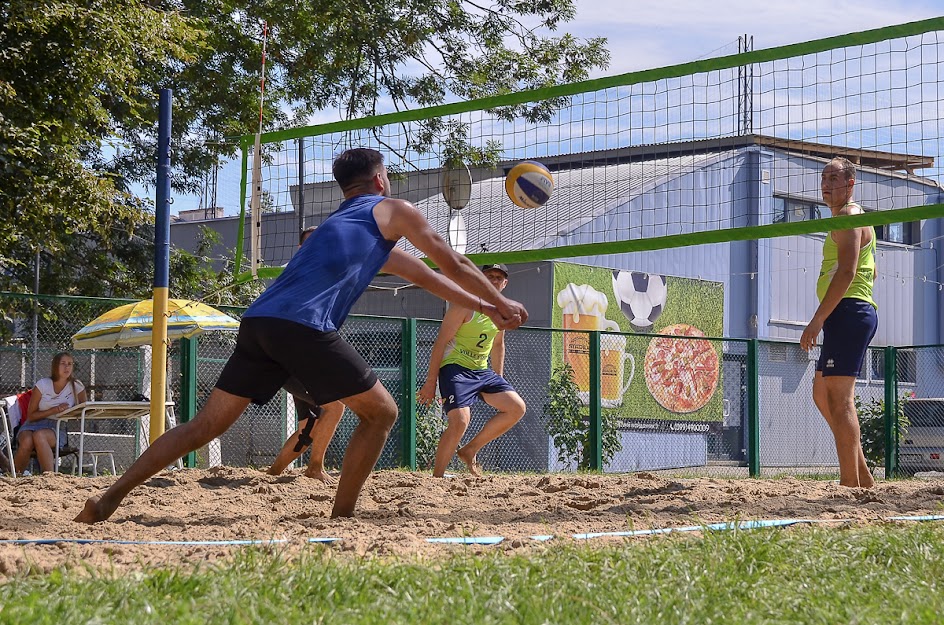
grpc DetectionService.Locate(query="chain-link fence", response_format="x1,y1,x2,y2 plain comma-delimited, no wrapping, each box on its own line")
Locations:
895,345,944,476
3,292,943,479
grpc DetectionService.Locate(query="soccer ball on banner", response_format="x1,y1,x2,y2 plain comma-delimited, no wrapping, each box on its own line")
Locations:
612,270,668,331
505,160,554,208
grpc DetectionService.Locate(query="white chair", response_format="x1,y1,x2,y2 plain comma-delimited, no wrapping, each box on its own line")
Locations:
1,395,17,477
73,450,117,477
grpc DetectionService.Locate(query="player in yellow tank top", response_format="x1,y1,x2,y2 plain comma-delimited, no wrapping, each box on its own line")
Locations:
418,265,527,477
800,157,879,489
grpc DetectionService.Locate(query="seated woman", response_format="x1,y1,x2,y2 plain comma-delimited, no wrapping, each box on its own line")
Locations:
15,352,87,474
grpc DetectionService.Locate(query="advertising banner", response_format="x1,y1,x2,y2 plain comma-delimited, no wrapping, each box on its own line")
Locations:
552,262,724,429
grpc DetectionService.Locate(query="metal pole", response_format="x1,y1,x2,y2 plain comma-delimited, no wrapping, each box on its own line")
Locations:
747,339,760,476
588,331,602,471
179,336,198,467
297,137,305,235
884,346,898,478
150,88,172,443
400,318,417,470
31,249,39,383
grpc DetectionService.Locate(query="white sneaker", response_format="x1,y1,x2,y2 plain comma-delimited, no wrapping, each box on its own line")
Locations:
21,470,31,477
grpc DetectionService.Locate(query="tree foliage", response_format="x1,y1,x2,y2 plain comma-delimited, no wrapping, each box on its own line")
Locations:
0,0,201,290
543,364,622,470
2,0,608,296
856,394,910,474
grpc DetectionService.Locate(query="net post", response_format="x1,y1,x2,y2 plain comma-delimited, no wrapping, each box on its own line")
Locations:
297,137,305,235
747,339,760,477
588,330,602,471
179,336,198,468
234,140,249,275
400,318,417,470
884,346,899,478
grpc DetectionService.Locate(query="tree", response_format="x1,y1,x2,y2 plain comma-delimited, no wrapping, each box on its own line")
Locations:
170,227,266,307
0,1,201,284
543,364,622,470
2,0,608,295
856,395,910,475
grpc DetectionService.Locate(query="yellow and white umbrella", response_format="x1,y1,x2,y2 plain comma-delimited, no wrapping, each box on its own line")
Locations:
72,299,240,350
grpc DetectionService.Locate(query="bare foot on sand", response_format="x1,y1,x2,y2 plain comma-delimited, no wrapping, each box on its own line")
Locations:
304,467,335,484
73,495,118,524
456,447,482,477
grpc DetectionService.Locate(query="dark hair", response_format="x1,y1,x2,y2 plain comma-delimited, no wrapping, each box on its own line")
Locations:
332,148,384,191
299,225,317,246
829,156,856,181
50,352,75,382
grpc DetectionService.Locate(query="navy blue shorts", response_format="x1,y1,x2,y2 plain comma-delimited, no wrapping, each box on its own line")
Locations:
438,363,515,413
816,298,878,377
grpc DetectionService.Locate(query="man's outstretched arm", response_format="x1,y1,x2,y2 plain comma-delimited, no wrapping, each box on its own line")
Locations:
374,200,528,325
381,248,523,330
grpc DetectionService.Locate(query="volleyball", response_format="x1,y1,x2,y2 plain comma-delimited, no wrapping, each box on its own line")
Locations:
505,160,554,208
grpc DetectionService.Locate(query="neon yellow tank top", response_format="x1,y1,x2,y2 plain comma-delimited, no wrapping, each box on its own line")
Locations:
441,311,498,371
816,208,876,307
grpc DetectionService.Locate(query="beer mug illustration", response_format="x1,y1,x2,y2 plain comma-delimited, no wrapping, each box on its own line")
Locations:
600,320,635,408
557,283,609,405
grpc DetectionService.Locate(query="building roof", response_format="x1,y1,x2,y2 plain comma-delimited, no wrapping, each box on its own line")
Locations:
401,136,938,257
404,152,726,256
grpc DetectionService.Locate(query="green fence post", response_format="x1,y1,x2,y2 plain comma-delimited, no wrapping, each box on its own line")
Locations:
179,337,198,468
401,318,417,470
747,339,760,477
884,346,898,478
588,330,602,471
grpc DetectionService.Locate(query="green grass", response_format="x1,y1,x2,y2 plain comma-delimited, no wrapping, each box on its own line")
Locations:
3,524,944,624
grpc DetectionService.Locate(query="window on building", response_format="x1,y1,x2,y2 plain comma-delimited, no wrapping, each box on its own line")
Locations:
868,348,917,385
773,197,827,223
874,221,919,245
775,196,921,245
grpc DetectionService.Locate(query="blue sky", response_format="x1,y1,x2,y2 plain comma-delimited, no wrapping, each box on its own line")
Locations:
567,1,943,75
173,1,944,216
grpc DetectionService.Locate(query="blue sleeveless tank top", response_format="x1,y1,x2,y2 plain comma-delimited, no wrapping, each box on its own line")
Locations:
243,194,396,332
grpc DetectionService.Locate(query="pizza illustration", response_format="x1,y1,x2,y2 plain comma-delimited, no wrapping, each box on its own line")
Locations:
644,323,720,413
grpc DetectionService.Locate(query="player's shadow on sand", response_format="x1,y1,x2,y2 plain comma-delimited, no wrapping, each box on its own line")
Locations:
196,475,256,489
143,477,177,488
621,482,691,498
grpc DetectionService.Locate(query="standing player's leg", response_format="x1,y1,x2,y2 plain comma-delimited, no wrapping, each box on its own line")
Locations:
457,390,526,477
812,300,877,488
75,388,251,523
268,398,344,480
329,381,398,517
816,373,873,487
433,406,472,477
267,415,314,476
303,402,344,483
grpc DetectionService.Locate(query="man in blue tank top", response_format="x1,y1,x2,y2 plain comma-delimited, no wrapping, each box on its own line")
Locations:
76,148,529,523
267,226,345,484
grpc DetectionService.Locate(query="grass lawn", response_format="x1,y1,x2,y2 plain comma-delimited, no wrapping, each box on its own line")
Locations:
3,523,943,624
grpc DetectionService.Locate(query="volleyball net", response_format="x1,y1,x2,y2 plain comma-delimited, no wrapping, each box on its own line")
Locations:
235,17,944,279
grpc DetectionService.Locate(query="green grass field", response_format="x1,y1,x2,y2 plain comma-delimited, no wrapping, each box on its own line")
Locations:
3,523,944,624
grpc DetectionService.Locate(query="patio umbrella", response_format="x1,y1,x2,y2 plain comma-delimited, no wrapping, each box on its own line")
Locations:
72,299,240,350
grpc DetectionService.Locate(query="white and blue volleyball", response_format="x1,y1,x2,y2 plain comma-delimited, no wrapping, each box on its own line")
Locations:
505,160,554,208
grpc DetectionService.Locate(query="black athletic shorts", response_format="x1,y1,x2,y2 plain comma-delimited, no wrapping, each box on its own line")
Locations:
215,317,378,405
